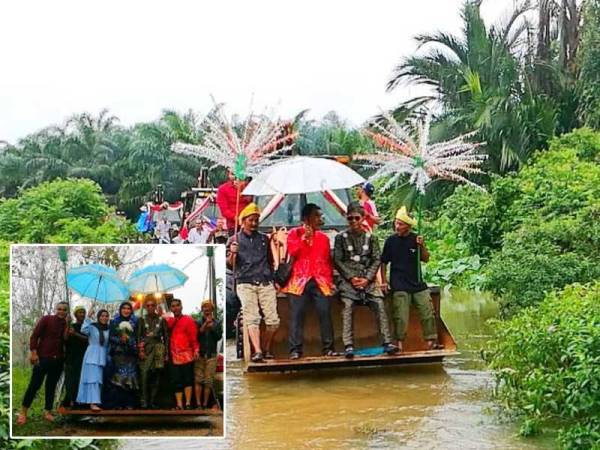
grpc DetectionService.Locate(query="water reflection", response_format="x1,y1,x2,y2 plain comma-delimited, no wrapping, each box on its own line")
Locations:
124,290,552,450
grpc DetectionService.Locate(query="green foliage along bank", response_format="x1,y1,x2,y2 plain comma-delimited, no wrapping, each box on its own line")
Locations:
419,129,600,448
487,282,600,449
425,128,600,314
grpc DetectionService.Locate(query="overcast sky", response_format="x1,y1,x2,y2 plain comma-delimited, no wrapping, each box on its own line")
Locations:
0,0,511,143
146,244,225,314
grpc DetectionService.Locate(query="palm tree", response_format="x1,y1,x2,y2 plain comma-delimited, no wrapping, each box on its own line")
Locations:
19,127,96,187
294,111,375,157
0,111,126,199
62,110,125,191
386,0,561,173
115,114,203,216
160,109,203,144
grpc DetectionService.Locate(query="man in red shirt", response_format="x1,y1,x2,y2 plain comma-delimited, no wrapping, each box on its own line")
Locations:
283,203,337,359
216,168,252,233
164,298,199,410
17,302,69,425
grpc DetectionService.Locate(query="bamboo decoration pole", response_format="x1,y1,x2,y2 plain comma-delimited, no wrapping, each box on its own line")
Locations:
416,192,423,283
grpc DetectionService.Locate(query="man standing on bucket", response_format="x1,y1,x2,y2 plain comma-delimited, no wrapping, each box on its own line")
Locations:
380,206,442,353
283,203,338,359
334,202,398,359
17,301,69,425
227,202,280,363
216,168,252,235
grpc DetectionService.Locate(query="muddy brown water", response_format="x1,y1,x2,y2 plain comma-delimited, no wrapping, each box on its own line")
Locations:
124,290,553,449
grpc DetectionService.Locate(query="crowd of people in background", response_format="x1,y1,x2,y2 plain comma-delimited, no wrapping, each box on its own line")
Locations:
16,297,222,425
136,168,249,245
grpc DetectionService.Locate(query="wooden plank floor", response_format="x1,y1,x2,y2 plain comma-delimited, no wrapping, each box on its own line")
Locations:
57,406,222,416
245,349,460,373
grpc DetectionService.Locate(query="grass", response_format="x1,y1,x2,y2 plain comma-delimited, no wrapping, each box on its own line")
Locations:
11,366,66,437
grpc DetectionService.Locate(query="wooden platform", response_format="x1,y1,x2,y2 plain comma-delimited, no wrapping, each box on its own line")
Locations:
243,286,459,373
246,349,459,373
57,406,221,416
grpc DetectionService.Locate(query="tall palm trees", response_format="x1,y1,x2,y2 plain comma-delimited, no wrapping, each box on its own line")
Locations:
114,110,203,216
0,110,203,218
386,0,586,174
0,111,125,197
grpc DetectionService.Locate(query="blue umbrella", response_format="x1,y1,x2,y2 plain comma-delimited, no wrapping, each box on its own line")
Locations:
128,264,188,293
67,264,130,304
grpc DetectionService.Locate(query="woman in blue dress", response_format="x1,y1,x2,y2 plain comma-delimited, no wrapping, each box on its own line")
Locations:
76,309,110,411
102,301,140,409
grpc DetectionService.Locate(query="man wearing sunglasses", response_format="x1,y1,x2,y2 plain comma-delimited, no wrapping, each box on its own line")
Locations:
333,202,398,359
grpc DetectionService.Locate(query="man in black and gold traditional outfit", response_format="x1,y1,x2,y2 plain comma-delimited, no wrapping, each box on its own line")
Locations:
333,202,398,359
137,298,168,408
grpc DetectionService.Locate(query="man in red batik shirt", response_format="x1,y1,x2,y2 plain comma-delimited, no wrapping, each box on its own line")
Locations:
164,298,199,410
283,203,338,360
216,168,252,234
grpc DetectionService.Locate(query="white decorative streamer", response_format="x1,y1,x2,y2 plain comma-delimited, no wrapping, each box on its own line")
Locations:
171,100,297,176
358,110,487,193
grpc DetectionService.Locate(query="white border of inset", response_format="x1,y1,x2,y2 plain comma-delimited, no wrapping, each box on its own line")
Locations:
9,243,227,441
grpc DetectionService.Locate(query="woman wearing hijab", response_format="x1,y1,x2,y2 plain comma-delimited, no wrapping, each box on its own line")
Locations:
76,309,110,411
102,301,139,409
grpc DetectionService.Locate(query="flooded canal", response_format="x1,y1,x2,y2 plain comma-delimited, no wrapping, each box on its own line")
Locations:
124,290,553,449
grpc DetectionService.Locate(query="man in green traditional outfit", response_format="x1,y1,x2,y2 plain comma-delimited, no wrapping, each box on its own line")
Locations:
333,202,398,359
137,298,169,409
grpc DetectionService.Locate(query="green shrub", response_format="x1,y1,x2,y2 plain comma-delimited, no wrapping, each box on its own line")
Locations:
484,129,600,312
423,232,486,289
485,205,600,313
428,184,502,256
488,282,600,449
0,178,134,244
548,127,600,161
506,146,600,230
421,129,600,308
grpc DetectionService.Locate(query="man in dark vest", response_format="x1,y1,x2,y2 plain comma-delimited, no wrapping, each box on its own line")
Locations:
227,202,279,363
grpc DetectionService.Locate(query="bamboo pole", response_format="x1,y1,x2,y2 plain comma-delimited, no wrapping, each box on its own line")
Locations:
416,192,423,283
